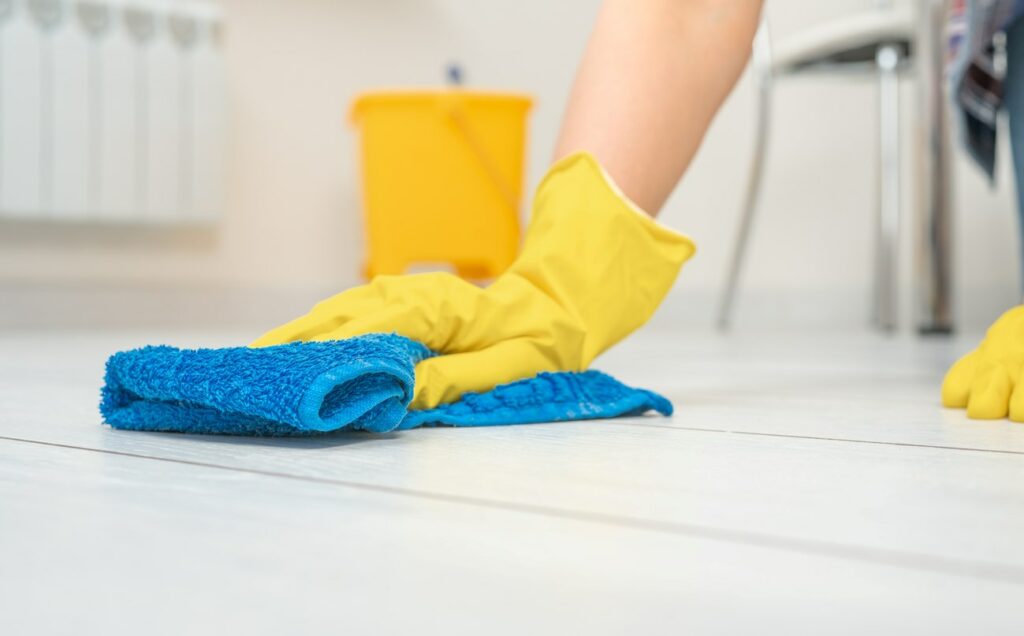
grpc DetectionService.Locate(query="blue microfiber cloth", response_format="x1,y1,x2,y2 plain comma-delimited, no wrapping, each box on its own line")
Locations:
100,334,672,436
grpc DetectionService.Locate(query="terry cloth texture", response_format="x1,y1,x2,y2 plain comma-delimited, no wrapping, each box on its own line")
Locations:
100,334,672,436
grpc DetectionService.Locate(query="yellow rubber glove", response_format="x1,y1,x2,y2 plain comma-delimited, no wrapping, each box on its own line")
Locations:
252,152,696,409
942,305,1024,421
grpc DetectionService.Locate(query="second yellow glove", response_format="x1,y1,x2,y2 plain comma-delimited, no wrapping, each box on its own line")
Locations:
942,305,1024,421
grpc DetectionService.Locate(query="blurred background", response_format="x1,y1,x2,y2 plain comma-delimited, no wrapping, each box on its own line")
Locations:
0,0,1018,334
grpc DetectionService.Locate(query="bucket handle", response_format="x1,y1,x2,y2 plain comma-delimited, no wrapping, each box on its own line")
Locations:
440,96,522,216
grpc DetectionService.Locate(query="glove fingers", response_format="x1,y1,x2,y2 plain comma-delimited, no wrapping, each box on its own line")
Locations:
315,304,443,350
251,273,477,348
323,274,496,352
250,312,326,347
966,361,1012,419
251,309,354,347
410,338,561,410
250,286,389,347
941,350,979,408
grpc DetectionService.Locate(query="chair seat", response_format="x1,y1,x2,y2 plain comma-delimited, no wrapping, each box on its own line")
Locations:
773,4,915,74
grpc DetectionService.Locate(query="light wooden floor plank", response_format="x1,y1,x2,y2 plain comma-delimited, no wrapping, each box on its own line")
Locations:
2,330,1024,577
2,439,1023,636
599,330,1024,453
4,328,1020,453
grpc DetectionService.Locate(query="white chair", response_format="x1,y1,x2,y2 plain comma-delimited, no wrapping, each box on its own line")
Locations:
717,2,951,332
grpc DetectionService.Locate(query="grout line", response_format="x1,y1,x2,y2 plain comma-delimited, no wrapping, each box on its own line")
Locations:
607,420,1024,455
4,433,1024,586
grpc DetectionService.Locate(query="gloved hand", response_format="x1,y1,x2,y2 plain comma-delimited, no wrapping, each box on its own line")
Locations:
942,305,1024,421
252,152,696,409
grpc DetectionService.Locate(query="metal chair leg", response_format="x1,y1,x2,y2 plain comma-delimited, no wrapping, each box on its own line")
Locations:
914,0,954,334
717,19,774,331
874,43,901,331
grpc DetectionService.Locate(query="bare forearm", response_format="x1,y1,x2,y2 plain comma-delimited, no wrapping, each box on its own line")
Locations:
554,0,763,214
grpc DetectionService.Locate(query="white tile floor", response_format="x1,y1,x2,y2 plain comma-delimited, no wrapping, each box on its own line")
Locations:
2,328,1024,635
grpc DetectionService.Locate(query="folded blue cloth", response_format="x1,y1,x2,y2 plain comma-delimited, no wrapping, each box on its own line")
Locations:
100,334,672,436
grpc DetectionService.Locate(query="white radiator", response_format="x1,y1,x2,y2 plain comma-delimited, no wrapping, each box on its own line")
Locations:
0,0,226,224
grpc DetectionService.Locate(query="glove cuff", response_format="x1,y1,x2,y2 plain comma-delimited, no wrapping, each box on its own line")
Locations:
514,152,697,364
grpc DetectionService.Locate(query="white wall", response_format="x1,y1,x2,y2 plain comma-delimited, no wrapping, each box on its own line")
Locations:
0,0,1019,331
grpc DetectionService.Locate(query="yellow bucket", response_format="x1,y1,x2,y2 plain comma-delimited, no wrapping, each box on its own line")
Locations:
350,90,533,280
